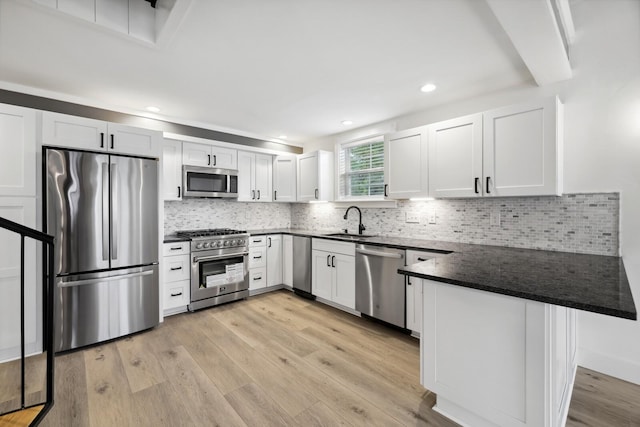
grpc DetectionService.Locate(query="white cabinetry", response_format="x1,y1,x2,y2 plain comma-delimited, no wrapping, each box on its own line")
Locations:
162,139,183,201
273,155,297,202
266,235,283,287
405,250,438,336
249,236,267,293
297,151,334,202
182,142,237,170
0,104,36,197
162,241,190,315
384,126,428,199
428,114,483,198
421,279,577,427
42,112,161,158
282,235,293,287
311,239,355,310
428,97,562,198
238,151,273,202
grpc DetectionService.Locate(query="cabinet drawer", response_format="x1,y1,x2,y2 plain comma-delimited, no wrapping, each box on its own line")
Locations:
249,267,267,290
163,254,190,282
163,241,190,257
312,238,355,256
249,247,266,268
163,280,189,310
406,249,444,265
249,235,267,247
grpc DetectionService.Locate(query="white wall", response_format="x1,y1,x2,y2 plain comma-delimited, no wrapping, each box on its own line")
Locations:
304,0,640,384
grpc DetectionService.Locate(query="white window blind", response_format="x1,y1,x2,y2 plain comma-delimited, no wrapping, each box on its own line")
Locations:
338,136,385,200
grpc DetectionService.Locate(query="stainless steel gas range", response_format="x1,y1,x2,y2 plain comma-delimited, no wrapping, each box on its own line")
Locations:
175,229,249,311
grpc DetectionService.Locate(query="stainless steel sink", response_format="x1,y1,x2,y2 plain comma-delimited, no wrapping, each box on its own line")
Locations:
323,233,377,240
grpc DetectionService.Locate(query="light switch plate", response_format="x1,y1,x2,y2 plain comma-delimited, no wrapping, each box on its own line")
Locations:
406,213,420,223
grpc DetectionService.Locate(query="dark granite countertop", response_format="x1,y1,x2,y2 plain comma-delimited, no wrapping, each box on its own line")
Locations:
163,235,191,243
246,228,637,320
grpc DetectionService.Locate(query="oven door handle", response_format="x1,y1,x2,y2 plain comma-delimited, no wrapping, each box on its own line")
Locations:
193,253,247,263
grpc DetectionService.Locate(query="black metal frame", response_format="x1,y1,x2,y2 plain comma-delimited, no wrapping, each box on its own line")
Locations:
0,216,55,425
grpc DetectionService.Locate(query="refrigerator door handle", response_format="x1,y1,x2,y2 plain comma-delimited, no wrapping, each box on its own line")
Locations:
58,270,154,288
111,162,118,260
102,162,109,261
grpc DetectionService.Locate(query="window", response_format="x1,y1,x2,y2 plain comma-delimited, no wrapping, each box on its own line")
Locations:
337,136,385,200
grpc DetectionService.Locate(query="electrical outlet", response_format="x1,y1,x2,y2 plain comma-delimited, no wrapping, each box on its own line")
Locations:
406,213,420,223
427,209,436,224
490,209,501,226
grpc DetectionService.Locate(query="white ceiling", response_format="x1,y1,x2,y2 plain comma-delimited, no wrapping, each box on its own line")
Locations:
0,0,537,144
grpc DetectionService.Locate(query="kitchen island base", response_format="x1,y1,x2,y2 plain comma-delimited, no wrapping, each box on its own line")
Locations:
421,279,577,427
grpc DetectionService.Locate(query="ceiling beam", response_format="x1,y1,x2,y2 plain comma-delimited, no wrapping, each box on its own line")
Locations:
485,0,572,86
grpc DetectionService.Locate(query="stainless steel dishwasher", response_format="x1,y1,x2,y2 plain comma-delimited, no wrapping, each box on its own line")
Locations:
355,244,405,328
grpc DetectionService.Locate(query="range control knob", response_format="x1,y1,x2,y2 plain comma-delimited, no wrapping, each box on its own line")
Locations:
224,240,230,247
196,242,203,249
230,239,237,246
203,242,210,248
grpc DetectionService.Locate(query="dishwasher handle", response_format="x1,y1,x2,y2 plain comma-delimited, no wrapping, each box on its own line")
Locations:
356,248,404,259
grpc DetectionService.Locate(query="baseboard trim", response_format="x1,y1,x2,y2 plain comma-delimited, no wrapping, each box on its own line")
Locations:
578,347,640,385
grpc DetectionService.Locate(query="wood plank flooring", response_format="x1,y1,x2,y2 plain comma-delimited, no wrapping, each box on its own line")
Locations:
1,290,636,426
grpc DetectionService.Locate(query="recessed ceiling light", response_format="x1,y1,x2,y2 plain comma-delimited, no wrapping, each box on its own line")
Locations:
146,106,161,113
420,83,437,93
278,135,288,139
342,120,353,126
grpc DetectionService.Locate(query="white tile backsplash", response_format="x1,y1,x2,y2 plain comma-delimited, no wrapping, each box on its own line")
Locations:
165,193,619,256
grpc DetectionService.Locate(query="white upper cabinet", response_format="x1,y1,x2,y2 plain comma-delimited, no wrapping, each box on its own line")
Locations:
384,126,429,199
237,151,272,202
182,142,237,170
162,139,182,201
428,114,483,198
297,150,334,202
426,96,563,198
0,104,36,197
484,97,562,196
273,155,297,202
42,112,161,158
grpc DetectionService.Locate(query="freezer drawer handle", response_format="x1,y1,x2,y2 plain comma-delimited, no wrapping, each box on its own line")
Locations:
58,270,154,288
356,248,404,259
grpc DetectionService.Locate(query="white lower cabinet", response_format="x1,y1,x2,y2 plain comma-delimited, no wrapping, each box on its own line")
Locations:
311,239,355,311
266,235,283,287
162,241,190,315
249,236,267,293
405,250,441,335
0,197,38,362
421,279,577,427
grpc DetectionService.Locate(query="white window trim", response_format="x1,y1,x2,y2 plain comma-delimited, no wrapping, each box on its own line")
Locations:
334,133,386,202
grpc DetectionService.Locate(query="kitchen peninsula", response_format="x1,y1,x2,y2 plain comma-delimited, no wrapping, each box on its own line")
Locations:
399,245,636,427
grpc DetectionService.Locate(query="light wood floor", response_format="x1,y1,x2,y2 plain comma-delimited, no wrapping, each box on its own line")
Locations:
4,290,632,427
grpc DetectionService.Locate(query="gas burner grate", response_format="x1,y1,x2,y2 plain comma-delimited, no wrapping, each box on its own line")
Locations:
176,228,247,238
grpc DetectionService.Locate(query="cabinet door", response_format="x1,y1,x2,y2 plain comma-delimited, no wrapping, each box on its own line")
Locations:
406,276,422,333
332,254,355,309
237,151,255,202
162,139,182,201
108,123,161,158
483,97,561,196
0,104,36,196
254,154,273,202
0,197,37,361
249,246,266,269
311,250,332,300
163,254,190,283
297,152,319,201
428,114,483,198
266,235,282,287
282,235,293,287
182,142,212,167
210,146,238,169
42,111,108,151
384,126,428,199
273,155,297,202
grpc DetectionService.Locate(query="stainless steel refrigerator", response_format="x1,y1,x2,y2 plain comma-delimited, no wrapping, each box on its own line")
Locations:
45,148,159,352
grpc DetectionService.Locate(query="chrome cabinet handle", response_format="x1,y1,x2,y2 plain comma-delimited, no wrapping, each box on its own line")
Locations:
170,266,182,271
58,270,153,288
170,291,183,297
253,276,262,281
257,190,261,200
252,190,256,200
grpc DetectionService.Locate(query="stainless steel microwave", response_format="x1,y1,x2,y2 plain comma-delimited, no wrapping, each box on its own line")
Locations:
182,165,238,198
